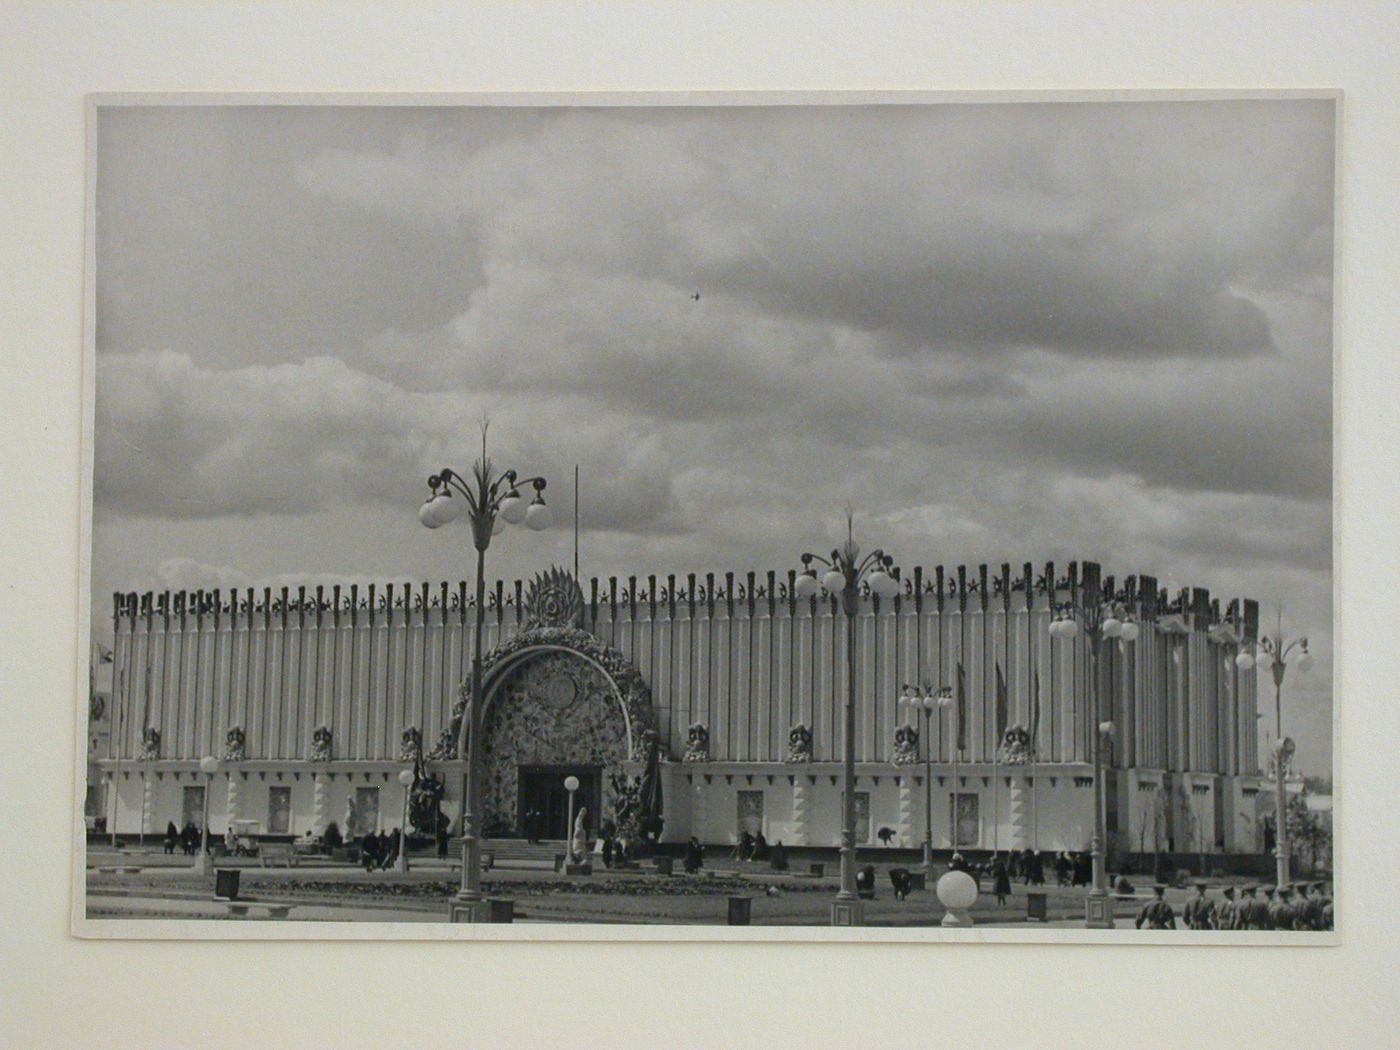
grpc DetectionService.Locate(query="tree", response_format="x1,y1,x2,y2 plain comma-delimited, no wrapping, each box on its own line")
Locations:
1286,788,1332,875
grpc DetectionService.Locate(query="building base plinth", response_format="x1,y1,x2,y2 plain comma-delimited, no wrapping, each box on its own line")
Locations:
448,897,492,924
830,898,865,927
1084,894,1115,929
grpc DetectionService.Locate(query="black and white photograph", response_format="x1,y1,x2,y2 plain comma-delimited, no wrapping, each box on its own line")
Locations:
80,93,1337,940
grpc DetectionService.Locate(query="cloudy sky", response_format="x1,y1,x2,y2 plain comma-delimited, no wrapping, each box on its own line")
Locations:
91,99,1335,773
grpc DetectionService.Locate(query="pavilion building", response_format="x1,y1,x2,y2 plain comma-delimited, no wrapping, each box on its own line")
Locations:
92,560,1270,861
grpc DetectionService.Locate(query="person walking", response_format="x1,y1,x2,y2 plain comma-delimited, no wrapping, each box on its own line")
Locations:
1135,884,1176,930
683,836,704,875
1182,882,1216,930
1253,885,1277,930
1216,885,1240,930
992,855,1012,907
1271,885,1297,930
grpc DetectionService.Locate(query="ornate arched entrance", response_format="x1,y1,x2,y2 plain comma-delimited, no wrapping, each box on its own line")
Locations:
436,569,665,841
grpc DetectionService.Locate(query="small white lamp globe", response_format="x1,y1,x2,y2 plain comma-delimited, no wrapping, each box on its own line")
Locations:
418,499,444,529
199,755,219,774
866,569,891,595
431,493,464,525
1099,721,1115,737
1119,620,1140,642
398,768,414,787
525,498,551,531
821,568,847,594
794,571,820,599
498,491,527,525
1296,651,1314,672
879,572,903,598
1235,651,1255,670
1101,616,1121,638
564,775,580,793
1060,617,1079,638
1255,648,1274,672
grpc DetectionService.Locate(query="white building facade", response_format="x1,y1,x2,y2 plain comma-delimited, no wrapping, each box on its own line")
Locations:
92,560,1270,860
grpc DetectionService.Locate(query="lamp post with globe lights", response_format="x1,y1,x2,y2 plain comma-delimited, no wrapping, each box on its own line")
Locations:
564,775,581,863
1234,611,1312,887
418,424,549,922
1047,569,1139,928
193,755,219,875
395,767,415,873
899,683,954,872
793,513,903,926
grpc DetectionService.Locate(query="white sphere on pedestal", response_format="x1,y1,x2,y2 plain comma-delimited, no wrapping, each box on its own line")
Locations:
937,869,978,926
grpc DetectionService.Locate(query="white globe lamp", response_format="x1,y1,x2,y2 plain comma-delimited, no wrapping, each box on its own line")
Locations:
418,498,444,529
525,497,551,531
498,491,527,525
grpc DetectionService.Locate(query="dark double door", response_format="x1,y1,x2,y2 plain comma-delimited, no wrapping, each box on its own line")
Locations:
517,765,601,842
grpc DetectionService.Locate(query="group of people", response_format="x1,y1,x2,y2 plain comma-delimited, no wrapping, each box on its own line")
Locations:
162,821,202,856
1136,880,1335,930
357,828,403,871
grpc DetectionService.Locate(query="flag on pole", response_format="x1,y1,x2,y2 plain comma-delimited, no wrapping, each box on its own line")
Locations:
995,662,1008,743
956,661,968,752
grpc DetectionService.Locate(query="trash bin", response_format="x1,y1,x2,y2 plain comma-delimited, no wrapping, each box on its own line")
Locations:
1026,890,1048,922
727,895,752,926
655,856,674,876
488,898,514,924
214,868,241,901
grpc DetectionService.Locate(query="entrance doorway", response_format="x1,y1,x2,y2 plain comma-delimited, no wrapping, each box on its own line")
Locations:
517,765,602,841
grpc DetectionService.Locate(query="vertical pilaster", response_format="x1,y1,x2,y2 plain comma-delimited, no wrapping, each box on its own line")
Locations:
790,778,809,847
692,777,708,844
896,777,915,847
141,774,157,836
313,774,329,836
226,772,242,828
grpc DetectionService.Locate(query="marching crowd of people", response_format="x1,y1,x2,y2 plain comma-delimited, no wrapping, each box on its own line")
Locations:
1136,880,1334,931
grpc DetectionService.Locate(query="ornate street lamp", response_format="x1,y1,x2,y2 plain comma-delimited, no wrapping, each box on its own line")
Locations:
193,755,219,875
1048,575,1139,929
564,775,581,863
899,683,954,872
794,514,902,927
1236,611,1312,887
395,767,415,873
419,423,548,923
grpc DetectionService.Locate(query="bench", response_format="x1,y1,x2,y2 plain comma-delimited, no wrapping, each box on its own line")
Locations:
218,899,296,920
259,844,299,868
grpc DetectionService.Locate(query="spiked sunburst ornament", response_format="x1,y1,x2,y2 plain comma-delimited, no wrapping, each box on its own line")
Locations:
522,566,586,629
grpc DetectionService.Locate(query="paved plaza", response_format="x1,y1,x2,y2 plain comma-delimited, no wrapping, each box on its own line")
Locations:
85,845,1321,928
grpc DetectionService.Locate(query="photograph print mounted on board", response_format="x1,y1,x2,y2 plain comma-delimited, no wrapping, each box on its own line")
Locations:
79,93,1336,941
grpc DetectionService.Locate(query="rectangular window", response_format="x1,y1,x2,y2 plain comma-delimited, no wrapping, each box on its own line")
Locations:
268,786,292,835
949,792,979,848
182,785,205,829
736,791,764,837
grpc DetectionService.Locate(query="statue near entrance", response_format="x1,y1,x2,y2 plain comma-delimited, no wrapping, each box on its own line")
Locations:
572,806,590,862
